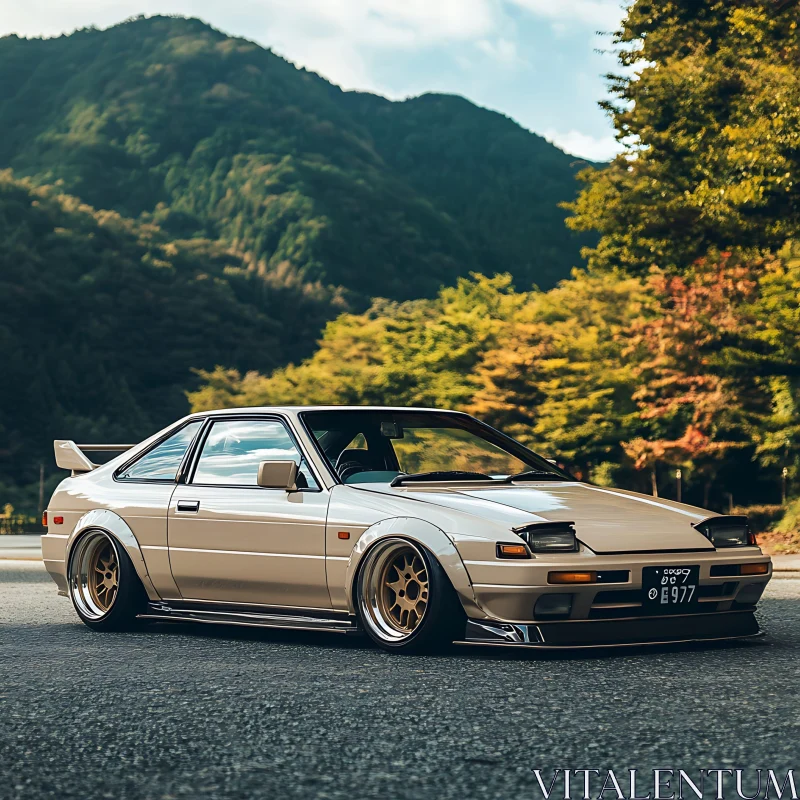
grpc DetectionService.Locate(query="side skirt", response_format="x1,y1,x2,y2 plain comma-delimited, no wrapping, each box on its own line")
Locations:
137,601,361,635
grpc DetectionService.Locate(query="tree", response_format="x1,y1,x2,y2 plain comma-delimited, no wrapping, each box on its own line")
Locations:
622,251,776,504
567,1,800,275
189,274,521,413
468,270,654,482
732,243,800,486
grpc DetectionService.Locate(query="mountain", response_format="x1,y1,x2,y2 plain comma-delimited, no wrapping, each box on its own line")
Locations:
0,15,596,301
0,15,598,513
341,91,594,289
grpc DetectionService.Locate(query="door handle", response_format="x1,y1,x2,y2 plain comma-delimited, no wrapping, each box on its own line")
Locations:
176,500,200,513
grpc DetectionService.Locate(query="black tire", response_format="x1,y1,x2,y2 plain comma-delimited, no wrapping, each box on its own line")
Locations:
67,530,147,632
355,538,466,654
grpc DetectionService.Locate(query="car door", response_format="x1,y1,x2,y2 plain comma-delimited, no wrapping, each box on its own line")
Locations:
113,419,205,598
167,415,331,609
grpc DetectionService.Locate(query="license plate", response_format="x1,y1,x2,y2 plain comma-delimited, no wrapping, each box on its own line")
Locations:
642,565,699,611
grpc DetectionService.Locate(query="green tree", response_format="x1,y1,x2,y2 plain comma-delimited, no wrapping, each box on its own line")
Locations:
567,1,800,274
468,270,654,482
189,274,520,412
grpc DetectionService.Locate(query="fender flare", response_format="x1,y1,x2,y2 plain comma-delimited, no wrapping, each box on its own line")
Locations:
344,516,485,619
66,509,160,601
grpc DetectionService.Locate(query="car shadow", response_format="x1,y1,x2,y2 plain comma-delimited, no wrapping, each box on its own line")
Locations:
140,619,372,652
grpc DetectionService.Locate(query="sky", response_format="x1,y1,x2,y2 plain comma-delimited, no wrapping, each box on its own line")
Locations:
1,0,628,161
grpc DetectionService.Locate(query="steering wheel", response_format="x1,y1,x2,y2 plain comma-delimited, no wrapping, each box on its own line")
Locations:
335,451,372,482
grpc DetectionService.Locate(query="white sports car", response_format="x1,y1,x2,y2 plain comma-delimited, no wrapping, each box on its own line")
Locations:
43,406,772,652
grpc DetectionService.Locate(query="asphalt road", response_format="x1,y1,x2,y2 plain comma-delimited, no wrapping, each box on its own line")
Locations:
2,563,800,800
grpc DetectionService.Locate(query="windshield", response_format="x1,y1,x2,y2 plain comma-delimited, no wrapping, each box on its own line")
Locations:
300,410,571,485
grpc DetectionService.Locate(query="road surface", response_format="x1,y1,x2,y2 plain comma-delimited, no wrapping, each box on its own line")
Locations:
2,561,799,800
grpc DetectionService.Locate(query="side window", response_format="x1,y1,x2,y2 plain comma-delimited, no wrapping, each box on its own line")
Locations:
118,421,203,482
192,418,318,489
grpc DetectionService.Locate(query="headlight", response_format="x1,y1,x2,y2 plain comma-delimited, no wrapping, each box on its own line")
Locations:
513,521,578,553
694,515,755,548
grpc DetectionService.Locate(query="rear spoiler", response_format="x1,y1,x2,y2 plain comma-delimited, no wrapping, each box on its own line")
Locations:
54,441,135,475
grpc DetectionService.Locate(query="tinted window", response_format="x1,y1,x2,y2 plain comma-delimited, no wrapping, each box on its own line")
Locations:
118,422,202,481
192,418,318,489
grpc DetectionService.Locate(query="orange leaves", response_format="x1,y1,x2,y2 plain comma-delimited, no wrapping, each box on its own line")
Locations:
620,250,769,476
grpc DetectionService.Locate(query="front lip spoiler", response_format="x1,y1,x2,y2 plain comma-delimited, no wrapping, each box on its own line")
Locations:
458,612,764,649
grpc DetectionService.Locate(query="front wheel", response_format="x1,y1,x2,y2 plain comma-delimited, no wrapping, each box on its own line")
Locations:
355,538,465,653
67,530,145,631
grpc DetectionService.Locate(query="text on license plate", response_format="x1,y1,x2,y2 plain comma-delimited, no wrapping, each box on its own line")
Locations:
642,565,700,608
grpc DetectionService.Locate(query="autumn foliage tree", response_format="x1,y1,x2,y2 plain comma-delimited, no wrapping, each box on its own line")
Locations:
622,253,768,504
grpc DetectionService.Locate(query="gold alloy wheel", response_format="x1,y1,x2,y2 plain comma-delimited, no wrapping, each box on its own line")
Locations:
359,539,432,643
69,531,121,620
378,548,429,632
87,538,119,612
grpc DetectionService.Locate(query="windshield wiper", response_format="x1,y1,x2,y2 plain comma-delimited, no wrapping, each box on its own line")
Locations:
390,471,491,486
503,470,567,482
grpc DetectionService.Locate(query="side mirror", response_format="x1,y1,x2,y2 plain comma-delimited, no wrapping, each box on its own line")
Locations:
257,460,298,491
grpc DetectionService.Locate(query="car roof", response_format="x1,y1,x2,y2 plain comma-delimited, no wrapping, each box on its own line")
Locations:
192,405,460,416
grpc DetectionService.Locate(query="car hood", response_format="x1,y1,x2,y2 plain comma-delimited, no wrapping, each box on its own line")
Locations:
359,481,716,554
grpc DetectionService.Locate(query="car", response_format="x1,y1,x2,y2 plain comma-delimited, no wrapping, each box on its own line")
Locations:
42,406,772,652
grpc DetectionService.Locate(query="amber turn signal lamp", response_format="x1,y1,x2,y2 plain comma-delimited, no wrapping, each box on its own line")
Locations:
337,531,350,540
42,511,47,527
548,571,597,584
496,543,530,559
740,562,769,575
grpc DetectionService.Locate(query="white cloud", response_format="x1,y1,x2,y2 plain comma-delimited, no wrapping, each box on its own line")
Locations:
0,0,500,94
248,0,499,92
255,0,497,50
544,128,621,161
475,37,520,65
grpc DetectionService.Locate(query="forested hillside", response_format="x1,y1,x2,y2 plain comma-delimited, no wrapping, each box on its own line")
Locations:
341,92,587,289
0,173,338,507
0,15,592,300
0,15,595,513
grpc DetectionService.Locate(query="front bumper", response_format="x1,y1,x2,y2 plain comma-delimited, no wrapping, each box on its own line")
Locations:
463,549,771,622
458,609,762,649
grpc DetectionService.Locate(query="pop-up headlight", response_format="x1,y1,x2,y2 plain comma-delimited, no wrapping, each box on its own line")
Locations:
694,515,756,548
513,521,578,553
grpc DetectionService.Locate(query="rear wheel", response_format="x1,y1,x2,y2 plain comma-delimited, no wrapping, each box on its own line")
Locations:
68,530,145,631
356,538,465,653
